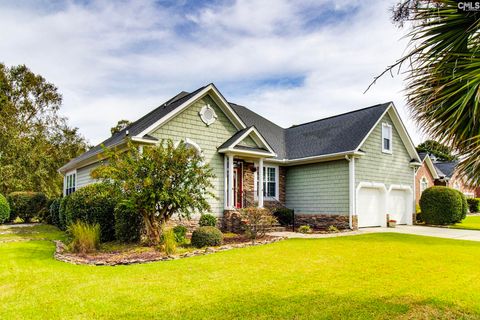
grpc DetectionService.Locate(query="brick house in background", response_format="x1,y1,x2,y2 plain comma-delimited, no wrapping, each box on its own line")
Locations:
415,152,439,204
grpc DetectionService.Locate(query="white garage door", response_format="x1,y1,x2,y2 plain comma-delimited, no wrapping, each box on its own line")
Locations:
357,187,385,227
388,189,410,225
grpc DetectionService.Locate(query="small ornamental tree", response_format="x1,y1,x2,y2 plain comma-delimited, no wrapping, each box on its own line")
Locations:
239,207,277,243
92,139,215,245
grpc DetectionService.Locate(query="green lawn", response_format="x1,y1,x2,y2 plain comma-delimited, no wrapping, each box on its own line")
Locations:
450,215,480,231
2,225,480,319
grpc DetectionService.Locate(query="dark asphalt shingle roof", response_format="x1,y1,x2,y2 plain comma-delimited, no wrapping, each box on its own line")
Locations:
283,103,391,159
418,152,428,162
229,103,287,159
63,84,395,170
61,86,206,170
434,161,458,178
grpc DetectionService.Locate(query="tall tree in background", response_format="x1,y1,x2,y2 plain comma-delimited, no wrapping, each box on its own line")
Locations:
0,63,87,197
110,119,131,135
417,140,457,161
369,1,480,184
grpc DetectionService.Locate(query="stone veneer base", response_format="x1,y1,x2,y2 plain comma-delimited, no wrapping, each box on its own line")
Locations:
294,214,351,230
53,237,285,266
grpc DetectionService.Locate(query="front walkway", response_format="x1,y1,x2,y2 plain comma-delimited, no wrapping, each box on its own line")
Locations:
269,225,480,242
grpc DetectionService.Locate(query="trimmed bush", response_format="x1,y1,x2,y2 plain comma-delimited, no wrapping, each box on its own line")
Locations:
467,198,480,213
64,183,120,242
114,200,142,243
48,198,61,227
68,221,100,254
8,192,48,223
199,214,217,227
298,225,311,234
173,225,187,244
0,193,10,224
273,207,293,226
419,186,467,225
191,226,223,248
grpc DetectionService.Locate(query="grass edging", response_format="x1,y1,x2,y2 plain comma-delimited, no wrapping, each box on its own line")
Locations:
53,236,286,266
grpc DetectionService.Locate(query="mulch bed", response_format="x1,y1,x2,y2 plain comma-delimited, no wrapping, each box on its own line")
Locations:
54,235,285,266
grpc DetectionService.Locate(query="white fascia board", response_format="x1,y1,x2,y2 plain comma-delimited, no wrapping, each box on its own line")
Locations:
423,156,440,179
136,84,247,139
228,126,276,155
267,150,364,166
218,147,276,158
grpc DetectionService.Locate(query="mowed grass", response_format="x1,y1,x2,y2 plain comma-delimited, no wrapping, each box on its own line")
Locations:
451,215,480,231
2,225,480,319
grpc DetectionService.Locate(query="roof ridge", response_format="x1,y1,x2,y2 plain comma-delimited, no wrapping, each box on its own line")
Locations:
229,102,286,130
286,102,392,130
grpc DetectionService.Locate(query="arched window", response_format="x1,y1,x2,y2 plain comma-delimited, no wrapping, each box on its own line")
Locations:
420,177,428,193
176,138,202,157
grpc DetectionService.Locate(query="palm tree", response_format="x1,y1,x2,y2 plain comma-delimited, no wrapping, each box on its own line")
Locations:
368,1,480,185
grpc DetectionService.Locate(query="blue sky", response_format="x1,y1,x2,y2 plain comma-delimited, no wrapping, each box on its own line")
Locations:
0,0,424,145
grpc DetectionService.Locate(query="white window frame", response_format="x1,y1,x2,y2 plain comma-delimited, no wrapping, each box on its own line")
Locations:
262,165,279,200
382,123,393,154
420,176,428,193
64,170,77,196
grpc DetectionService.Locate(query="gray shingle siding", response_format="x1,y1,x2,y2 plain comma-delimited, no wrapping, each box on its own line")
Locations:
286,160,350,215
355,113,414,189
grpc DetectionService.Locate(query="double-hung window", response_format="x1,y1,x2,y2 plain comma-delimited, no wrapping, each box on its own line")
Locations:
382,123,392,153
65,172,76,195
420,177,428,193
263,166,278,199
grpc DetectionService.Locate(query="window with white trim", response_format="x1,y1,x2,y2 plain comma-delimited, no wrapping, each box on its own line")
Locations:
65,172,76,195
263,166,278,198
420,177,428,193
382,123,392,153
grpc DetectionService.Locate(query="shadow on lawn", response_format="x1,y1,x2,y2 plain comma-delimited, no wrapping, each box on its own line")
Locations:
169,291,478,320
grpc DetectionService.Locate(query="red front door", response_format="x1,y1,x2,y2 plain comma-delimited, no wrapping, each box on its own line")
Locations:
233,162,243,208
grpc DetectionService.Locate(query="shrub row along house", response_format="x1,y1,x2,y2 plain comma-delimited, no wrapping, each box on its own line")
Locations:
415,152,480,204
59,84,422,230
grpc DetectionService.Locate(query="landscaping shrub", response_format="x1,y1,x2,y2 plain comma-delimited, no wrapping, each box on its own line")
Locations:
467,198,480,213
58,196,71,231
64,183,120,242
173,225,187,244
160,228,177,255
8,192,48,223
48,198,61,227
239,207,277,243
327,225,339,233
273,207,294,226
0,193,10,224
419,186,467,225
199,214,217,227
191,226,223,248
114,200,142,243
68,221,100,254
298,225,311,234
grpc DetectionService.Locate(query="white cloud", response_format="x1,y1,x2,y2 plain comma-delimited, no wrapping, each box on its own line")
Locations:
0,0,427,145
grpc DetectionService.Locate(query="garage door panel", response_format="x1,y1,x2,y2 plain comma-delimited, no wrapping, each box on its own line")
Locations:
388,189,410,225
357,187,385,227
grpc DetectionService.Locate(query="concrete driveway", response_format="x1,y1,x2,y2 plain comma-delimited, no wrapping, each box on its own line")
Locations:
269,225,480,242
361,225,480,242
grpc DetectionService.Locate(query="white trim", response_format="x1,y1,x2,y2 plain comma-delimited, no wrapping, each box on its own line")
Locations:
199,104,218,126
267,150,366,166
64,169,77,196
261,164,280,201
420,176,429,193
224,155,228,210
228,154,234,209
356,181,388,228
219,126,277,157
130,137,158,145
217,147,276,158
258,158,264,208
418,155,440,179
136,84,246,138
381,123,393,154
387,184,414,225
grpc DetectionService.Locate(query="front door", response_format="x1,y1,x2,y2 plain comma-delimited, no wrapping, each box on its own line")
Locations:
233,162,243,208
